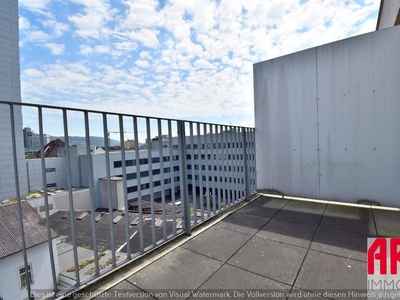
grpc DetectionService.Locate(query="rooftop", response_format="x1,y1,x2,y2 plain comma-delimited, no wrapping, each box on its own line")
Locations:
74,194,400,300
0,202,58,259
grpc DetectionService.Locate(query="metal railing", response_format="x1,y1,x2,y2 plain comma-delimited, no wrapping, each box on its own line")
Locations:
0,100,256,300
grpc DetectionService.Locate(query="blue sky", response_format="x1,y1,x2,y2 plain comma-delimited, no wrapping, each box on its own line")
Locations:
18,0,380,138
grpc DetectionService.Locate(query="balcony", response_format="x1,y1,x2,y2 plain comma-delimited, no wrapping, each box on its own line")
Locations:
1,100,400,300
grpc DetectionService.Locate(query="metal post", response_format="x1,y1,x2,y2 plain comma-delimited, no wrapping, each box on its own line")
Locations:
63,109,80,284
243,128,250,199
84,112,100,275
102,113,116,267
177,121,191,235
10,104,33,300
38,107,58,293
119,115,131,259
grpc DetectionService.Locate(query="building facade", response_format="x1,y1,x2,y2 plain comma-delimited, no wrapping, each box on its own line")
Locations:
0,0,28,200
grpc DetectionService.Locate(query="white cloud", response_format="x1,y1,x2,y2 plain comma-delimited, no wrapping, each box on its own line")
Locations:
45,43,65,55
135,60,150,68
19,0,381,126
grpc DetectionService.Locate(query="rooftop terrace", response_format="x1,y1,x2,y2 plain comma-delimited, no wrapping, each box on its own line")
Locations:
70,194,400,300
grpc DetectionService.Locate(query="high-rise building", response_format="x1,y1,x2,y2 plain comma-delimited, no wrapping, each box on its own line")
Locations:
0,0,28,200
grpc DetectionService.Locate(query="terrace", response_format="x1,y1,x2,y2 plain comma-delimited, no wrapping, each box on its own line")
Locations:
74,194,400,300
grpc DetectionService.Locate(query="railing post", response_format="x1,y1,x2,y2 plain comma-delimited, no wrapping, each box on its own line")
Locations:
242,128,250,200
177,120,191,235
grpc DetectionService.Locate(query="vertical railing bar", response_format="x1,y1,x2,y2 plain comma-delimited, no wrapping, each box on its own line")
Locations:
221,126,227,208
102,113,116,267
243,128,249,199
189,122,197,225
233,127,239,202
228,126,234,206
83,111,100,275
133,117,144,253
63,108,81,284
38,107,58,293
197,123,204,221
203,123,210,217
119,115,131,259
146,118,157,246
10,104,33,300
157,119,167,241
177,121,191,234
167,120,177,234
216,125,222,211
209,125,216,214
252,128,257,192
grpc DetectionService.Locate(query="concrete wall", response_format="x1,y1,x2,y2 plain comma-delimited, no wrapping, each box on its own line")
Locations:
26,157,68,191
0,0,28,200
0,241,59,300
254,26,400,207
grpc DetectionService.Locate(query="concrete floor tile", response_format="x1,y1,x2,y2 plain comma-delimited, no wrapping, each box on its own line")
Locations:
190,264,291,300
228,236,307,285
256,218,317,248
294,250,366,293
127,247,223,292
182,226,251,262
311,227,367,262
217,212,270,236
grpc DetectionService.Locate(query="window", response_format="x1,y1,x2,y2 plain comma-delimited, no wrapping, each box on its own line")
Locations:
201,154,205,160
46,183,56,188
202,165,206,170
140,171,149,177
139,158,148,165
153,181,161,187
45,168,55,172
152,157,160,164
174,176,180,182
164,178,171,184
188,175,192,180
141,183,150,190
173,145,178,149
173,166,179,171
194,154,198,159
163,156,170,162
187,165,192,170
153,169,160,175
195,175,199,180
164,167,170,173
19,264,33,289
173,155,179,161
186,154,191,160
114,161,122,168
127,186,137,193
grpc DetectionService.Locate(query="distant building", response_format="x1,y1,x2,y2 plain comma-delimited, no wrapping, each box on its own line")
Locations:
0,202,59,300
23,127,51,152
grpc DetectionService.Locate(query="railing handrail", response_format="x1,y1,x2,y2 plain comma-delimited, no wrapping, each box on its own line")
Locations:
0,100,255,129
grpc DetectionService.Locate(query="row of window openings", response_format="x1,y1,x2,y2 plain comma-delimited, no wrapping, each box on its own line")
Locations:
188,175,244,184
114,156,179,168
114,154,255,169
188,165,245,172
117,166,180,180
180,141,255,150
186,154,244,160
127,177,179,193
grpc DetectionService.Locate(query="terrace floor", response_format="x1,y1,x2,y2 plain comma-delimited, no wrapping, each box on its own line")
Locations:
87,195,400,300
